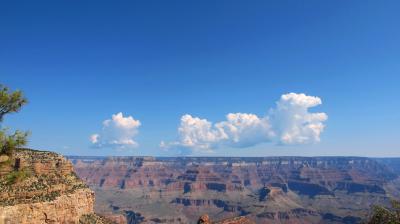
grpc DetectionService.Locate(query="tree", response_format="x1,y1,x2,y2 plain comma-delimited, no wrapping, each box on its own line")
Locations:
367,200,400,224
0,84,28,156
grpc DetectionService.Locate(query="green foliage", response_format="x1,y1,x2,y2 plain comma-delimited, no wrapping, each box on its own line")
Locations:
0,85,27,122
0,84,28,156
79,213,113,224
0,129,29,156
5,169,31,185
367,200,400,224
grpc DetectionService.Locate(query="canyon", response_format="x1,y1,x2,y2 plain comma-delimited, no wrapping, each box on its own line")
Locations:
70,156,400,223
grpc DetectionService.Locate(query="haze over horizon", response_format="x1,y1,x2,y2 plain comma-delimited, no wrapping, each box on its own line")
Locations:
1,1,399,157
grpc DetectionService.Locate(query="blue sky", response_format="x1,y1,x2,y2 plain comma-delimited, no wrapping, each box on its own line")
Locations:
1,1,399,156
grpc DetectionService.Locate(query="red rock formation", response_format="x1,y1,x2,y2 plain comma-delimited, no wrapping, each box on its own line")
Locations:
69,156,400,223
198,214,211,223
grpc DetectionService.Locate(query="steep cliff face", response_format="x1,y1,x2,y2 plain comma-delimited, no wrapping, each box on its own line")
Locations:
0,149,101,224
0,188,94,223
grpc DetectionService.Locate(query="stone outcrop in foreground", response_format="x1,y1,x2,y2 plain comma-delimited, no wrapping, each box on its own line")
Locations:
198,214,254,224
0,149,103,224
0,188,94,223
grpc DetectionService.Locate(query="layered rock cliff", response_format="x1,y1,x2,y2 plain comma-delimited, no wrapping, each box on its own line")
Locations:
69,156,400,223
0,149,104,224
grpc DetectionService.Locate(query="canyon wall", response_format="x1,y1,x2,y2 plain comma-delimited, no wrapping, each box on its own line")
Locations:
70,156,400,223
0,149,101,224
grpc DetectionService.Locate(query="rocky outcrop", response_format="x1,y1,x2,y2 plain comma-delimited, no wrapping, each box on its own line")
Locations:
198,214,211,223
0,188,94,223
0,149,101,224
198,214,254,224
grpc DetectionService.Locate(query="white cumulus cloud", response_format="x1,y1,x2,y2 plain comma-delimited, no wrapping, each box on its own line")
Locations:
162,93,327,154
90,112,141,150
269,93,328,144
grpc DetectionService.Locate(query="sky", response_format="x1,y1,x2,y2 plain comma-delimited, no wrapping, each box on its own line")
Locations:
1,1,399,157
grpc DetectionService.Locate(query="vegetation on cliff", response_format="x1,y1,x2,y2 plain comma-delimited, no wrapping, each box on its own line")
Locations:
0,84,29,156
0,84,110,223
367,199,400,224
0,148,88,206
79,213,115,224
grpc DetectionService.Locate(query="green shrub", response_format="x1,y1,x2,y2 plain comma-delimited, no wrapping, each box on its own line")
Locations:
5,169,31,185
366,200,400,224
0,84,28,156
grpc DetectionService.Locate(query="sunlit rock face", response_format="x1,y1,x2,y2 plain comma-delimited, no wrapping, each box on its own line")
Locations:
0,149,101,224
70,156,400,224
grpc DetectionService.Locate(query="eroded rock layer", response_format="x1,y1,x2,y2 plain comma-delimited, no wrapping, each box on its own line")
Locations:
0,149,99,224
0,188,94,223
70,156,400,223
